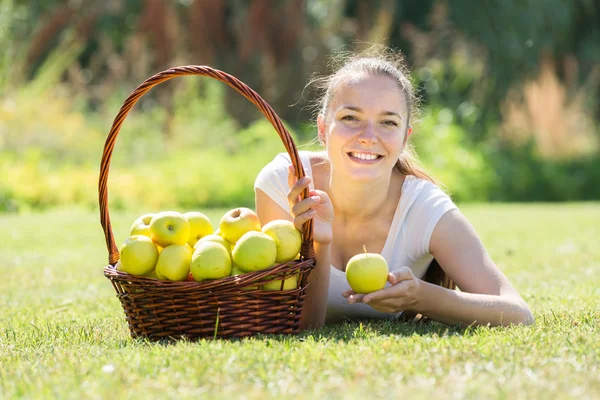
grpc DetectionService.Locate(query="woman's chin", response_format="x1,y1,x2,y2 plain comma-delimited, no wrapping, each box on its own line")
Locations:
342,168,388,182
339,159,393,180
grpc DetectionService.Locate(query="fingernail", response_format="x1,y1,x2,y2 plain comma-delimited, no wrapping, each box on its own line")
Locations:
310,196,320,202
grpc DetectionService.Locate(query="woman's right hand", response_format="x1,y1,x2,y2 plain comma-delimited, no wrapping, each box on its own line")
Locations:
287,165,333,245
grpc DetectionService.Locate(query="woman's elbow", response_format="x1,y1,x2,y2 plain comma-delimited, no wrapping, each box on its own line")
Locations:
509,300,535,326
520,305,535,326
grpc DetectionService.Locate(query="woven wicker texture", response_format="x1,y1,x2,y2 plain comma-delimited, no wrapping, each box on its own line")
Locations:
99,66,315,340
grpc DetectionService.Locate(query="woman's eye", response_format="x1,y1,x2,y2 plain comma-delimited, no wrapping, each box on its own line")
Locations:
341,115,358,122
382,120,399,127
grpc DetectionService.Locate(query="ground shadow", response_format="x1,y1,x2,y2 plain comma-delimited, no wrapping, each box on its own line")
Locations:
294,318,471,342
124,318,472,346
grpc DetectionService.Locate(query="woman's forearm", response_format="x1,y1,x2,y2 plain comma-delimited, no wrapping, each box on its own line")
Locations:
300,242,331,330
417,282,534,327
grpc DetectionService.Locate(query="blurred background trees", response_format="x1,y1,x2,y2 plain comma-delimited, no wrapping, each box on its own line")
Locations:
1,0,599,211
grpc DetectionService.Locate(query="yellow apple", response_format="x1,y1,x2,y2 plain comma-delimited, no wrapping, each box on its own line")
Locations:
230,264,260,290
190,242,232,281
261,220,302,263
262,274,298,291
219,207,261,244
149,211,190,247
230,264,245,276
345,250,389,294
184,211,214,247
155,244,192,281
143,269,159,279
129,213,155,237
232,231,277,272
194,234,233,256
155,267,167,280
118,235,159,276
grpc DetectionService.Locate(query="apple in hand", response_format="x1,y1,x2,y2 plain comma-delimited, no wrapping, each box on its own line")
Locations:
155,244,192,281
149,211,190,247
345,247,389,294
118,235,159,276
232,231,277,272
219,207,261,244
262,274,298,291
184,211,214,247
262,220,302,263
190,242,232,281
130,213,155,237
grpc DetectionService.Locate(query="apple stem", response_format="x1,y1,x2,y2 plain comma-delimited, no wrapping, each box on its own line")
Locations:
363,245,367,255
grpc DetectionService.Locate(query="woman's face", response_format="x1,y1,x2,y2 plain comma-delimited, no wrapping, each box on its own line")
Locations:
319,73,409,182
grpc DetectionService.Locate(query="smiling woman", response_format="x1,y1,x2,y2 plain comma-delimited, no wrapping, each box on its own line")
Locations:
254,46,534,329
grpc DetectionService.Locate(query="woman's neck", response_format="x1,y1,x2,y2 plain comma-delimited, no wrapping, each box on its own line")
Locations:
327,168,404,223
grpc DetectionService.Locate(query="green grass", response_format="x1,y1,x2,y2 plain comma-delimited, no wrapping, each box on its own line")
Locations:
1,204,599,399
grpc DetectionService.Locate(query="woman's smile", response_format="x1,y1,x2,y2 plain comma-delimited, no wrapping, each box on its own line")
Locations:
346,151,384,164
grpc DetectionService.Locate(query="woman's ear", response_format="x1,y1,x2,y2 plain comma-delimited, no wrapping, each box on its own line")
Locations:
317,114,326,144
403,126,413,145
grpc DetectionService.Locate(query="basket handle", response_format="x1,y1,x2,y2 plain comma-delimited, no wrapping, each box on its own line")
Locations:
98,65,314,265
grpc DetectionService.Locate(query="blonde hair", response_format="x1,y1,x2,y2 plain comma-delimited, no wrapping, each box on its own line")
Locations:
311,45,438,185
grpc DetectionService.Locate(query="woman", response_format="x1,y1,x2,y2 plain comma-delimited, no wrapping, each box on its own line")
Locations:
254,48,534,329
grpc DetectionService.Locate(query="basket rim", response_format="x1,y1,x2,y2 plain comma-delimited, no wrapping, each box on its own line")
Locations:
98,65,315,267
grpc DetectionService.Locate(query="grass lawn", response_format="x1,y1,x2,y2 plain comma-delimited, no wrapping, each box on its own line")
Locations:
1,204,598,399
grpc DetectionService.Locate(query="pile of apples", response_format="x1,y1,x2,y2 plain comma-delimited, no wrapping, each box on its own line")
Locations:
116,207,302,290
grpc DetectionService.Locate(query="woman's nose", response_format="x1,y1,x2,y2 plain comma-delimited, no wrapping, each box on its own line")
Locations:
358,122,378,144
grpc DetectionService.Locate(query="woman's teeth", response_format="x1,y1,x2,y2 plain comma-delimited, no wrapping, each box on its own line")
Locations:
349,152,381,161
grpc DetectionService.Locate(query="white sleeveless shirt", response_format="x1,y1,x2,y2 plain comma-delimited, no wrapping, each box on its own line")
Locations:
254,151,457,323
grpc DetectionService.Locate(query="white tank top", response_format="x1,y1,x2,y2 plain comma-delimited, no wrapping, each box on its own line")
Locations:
254,151,457,323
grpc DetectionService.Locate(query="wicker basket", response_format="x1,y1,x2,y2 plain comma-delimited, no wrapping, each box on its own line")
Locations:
99,66,316,340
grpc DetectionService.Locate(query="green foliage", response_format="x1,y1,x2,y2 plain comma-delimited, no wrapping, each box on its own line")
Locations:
412,107,494,202
0,205,599,398
0,109,302,213
412,107,600,203
487,141,600,202
0,47,305,213
0,0,27,89
1,1,599,211
3,95,600,211
448,0,600,116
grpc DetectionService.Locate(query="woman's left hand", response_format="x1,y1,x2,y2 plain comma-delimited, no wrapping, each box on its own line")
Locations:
342,267,422,313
